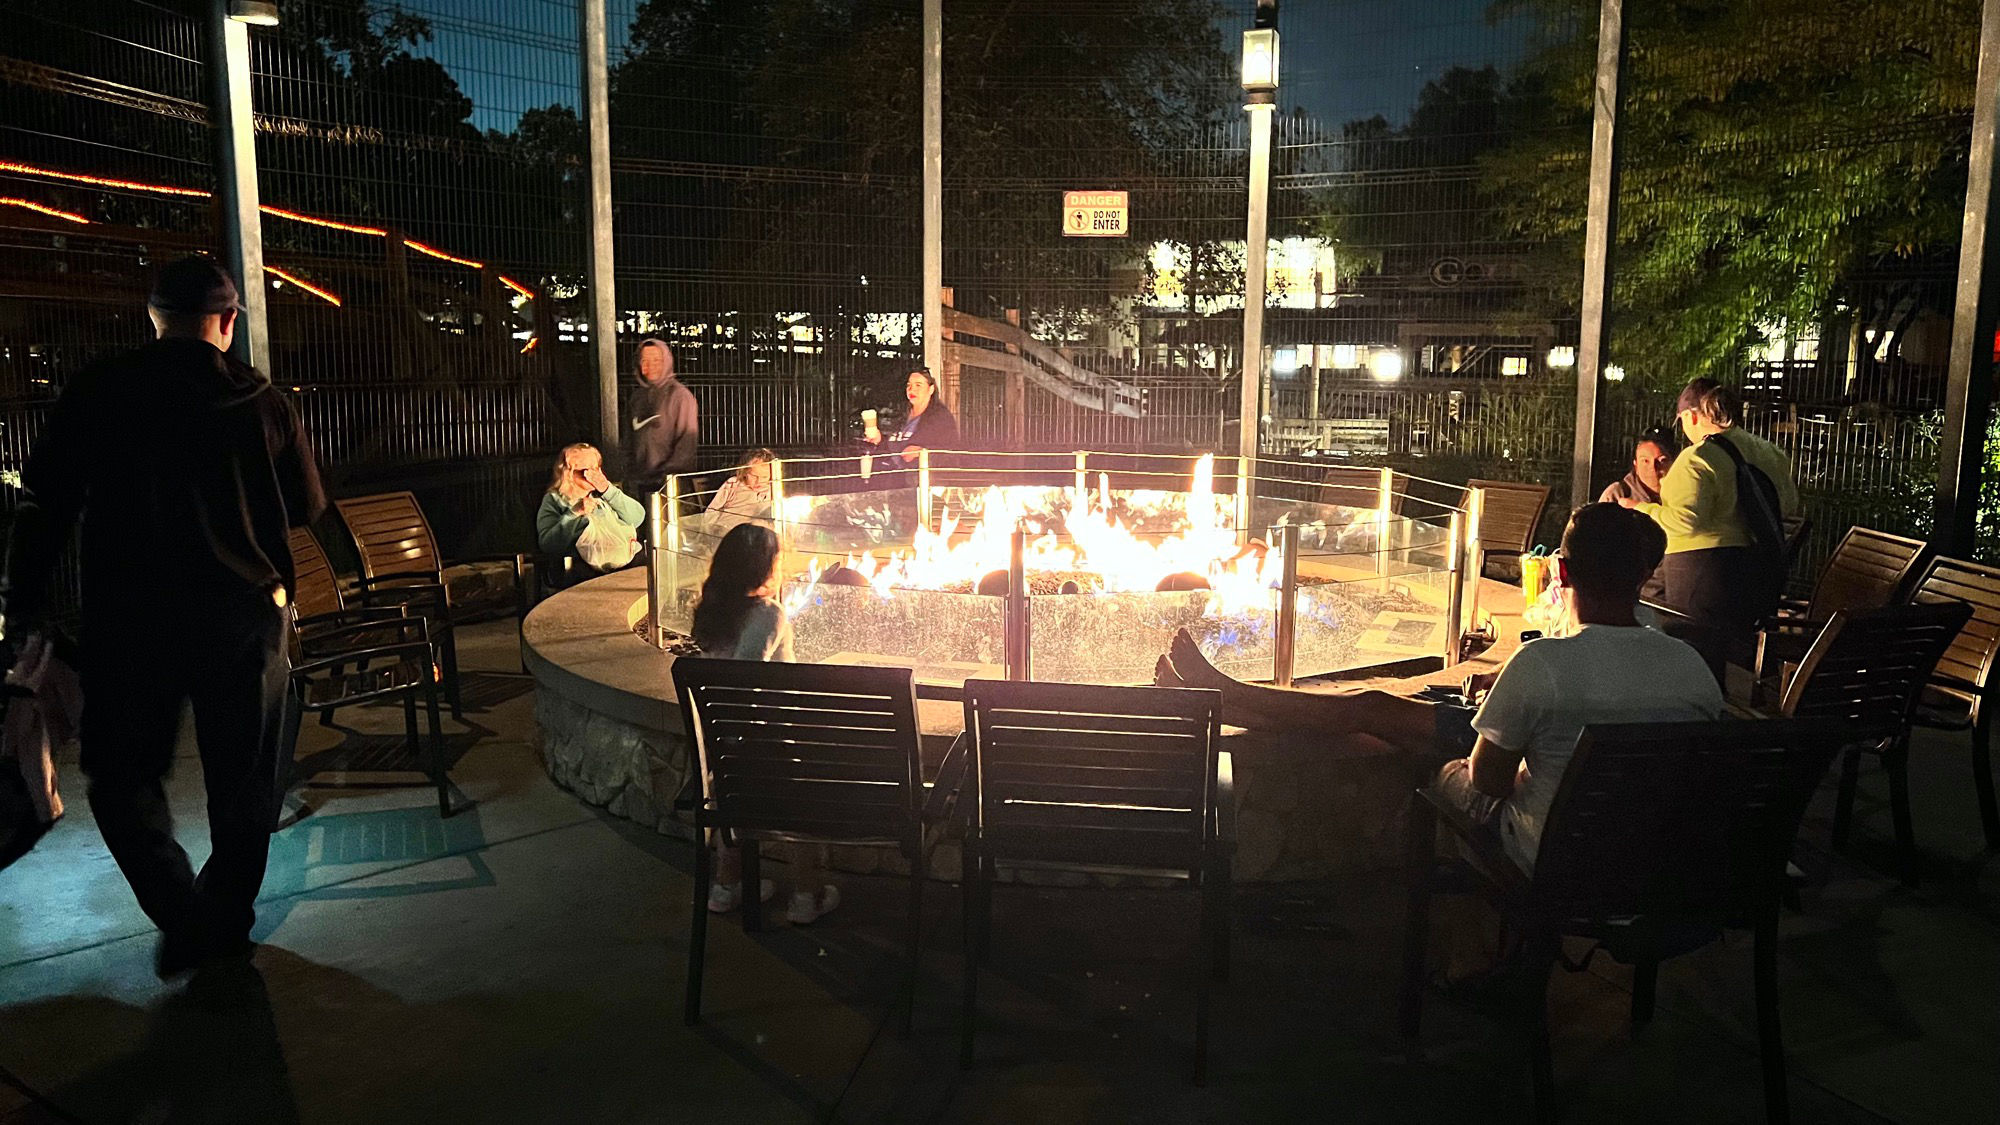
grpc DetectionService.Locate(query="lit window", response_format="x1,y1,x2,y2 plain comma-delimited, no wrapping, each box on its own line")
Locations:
1501,356,1528,377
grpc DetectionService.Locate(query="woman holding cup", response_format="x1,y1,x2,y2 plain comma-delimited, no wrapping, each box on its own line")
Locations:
863,368,958,462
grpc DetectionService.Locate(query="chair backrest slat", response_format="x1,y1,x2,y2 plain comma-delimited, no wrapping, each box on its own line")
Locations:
674,659,923,840
1807,527,1930,619
335,492,445,583
1463,479,1551,556
1781,601,1972,732
288,527,344,618
1908,556,2000,696
964,679,1221,873
1531,719,1841,922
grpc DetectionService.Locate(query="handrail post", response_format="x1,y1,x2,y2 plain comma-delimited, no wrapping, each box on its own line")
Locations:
1004,524,1031,681
1375,465,1395,579
1461,486,1486,644
1444,510,1465,666
917,447,933,533
1272,523,1300,686
652,486,672,649
1234,454,1252,546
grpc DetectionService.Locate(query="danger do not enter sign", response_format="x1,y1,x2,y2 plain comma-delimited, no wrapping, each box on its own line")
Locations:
1063,190,1129,237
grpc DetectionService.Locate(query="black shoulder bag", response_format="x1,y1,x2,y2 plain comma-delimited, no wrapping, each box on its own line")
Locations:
1706,433,1786,564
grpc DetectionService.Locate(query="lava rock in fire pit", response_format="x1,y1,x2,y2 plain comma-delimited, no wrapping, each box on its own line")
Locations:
1155,571,1211,592
976,570,1009,597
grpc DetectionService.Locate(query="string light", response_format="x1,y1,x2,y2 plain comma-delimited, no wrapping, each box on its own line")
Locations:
402,239,483,269
258,205,387,237
4,160,534,297
519,336,540,354
0,198,90,224
0,160,210,198
265,265,342,307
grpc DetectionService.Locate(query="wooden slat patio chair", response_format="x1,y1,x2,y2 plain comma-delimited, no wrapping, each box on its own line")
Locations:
1906,557,2000,851
672,659,968,1036
956,679,1232,1085
1462,479,1551,582
1751,527,1931,696
282,615,453,821
335,491,532,717
287,526,449,722
1400,718,1845,1125
1776,601,1972,883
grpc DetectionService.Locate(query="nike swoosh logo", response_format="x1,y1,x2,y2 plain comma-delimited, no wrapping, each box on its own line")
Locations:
631,414,660,431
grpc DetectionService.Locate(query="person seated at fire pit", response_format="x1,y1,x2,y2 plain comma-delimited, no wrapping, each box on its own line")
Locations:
1597,428,1676,601
536,442,645,583
690,522,841,925
1156,503,1723,874
862,367,958,462
703,448,776,539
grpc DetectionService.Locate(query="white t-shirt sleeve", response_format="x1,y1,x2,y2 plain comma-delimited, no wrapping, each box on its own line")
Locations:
1470,644,1555,752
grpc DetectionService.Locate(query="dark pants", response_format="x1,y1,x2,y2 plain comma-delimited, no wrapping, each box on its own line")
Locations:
1662,546,1779,682
81,595,289,946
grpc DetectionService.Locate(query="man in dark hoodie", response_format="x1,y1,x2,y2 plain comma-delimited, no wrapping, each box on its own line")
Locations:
625,337,698,496
0,257,327,976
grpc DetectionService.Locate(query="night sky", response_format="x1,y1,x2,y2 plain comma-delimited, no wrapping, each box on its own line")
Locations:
400,0,1536,136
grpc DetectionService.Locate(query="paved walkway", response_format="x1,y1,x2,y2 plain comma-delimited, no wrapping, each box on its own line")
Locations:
1,622,1995,1123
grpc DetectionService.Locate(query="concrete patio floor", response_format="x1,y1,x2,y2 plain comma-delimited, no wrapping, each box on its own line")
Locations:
1,621,1995,1123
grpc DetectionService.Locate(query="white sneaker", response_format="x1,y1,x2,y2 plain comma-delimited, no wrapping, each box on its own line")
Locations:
785,885,841,925
707,878,776,914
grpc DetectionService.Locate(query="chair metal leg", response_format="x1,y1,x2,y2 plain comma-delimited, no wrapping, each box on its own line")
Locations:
1973,714,1999,851
741,841,764,933
402,692,420,751
1885,739,1917,884
960,841,979,1070
1830,748,1862,850
1631,959,1658,1027
442,620,464,716
974,852,993,965
902,837,925,1039
1194,867,1215,1086
423,680,451,818
1208,852,1232,983
1753,911,1790,1125
1521,936,1561,1125
1399,795,1437,1045
686,828,713,1026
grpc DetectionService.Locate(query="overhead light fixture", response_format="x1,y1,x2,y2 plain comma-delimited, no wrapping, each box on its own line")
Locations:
1546,345,1576,369
227,1,280,26
1240,28,1280,98
1369,350,1404,382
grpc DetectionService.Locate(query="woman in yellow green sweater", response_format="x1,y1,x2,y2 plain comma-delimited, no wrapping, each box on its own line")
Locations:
1619,379,1800,634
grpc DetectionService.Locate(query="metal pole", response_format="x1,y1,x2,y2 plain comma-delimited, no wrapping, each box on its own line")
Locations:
1004,525,1031,681
1074,449,1088,499
1272,523,1300,686
1239,101,1275,473
1570,0,1627,510
1444,510,1465,667
579,0,620,454
208,10,268,373
922,0,944,379
645,490,665,648
1936,0,2000,555
1375,465,1395,577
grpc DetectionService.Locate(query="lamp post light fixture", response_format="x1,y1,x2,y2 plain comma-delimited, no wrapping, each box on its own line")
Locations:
1237,1,1279,482
226,0,279,25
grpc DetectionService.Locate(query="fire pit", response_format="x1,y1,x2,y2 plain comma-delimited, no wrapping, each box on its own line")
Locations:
643,451,1484,689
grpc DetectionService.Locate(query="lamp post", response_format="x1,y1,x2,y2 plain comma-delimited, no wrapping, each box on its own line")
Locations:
210,0,278,372
1238,4,1279,488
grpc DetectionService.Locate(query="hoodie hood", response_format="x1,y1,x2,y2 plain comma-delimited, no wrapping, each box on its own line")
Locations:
636,337,674,384
143,336,273,410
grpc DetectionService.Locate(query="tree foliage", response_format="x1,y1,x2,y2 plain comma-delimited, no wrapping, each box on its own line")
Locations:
1483,0,1982,388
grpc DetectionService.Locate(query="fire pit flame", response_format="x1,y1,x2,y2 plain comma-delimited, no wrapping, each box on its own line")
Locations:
791,455,1287,615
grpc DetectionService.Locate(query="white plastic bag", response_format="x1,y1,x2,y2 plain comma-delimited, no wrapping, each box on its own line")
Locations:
575,510,640,570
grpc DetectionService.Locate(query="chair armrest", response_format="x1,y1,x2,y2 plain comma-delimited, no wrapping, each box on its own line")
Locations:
1213,749,1236,848
352,583,450,616
294,606,406,633
289,639,434,679
1755,616,1819,636
923,732,971,822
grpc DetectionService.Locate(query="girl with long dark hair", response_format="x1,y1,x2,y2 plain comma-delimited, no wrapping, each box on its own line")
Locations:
690,524,838,921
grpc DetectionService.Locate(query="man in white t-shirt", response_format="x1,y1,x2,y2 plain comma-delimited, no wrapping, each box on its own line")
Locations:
1433,503,1724,872
1155,502,1722,875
